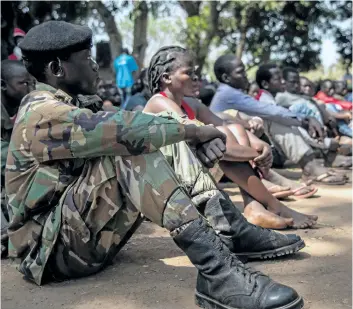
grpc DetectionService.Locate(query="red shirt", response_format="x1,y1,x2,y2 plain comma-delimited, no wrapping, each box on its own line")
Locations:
315,91,352,111
254,89,264,101
8,54,18,60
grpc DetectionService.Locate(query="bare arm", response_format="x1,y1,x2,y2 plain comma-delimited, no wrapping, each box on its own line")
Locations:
144,96,258,162
326,110,352,120
216,126,259,162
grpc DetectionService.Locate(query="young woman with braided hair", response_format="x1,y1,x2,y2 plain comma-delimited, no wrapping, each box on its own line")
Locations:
144,46,318,230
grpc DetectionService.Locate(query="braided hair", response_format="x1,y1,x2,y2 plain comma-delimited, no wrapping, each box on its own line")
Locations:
148,45,191,94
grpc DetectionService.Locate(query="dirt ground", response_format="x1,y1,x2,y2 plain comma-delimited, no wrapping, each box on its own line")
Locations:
2,169,352,309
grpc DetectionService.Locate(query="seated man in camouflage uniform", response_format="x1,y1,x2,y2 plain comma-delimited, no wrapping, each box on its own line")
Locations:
6,21,304,309
1,60,35,257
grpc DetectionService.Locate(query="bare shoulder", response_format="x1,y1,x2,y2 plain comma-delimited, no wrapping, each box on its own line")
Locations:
144,94,182,114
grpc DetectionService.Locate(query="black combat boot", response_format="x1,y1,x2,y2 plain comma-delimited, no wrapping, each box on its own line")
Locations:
173,218,304,309
203,192,305,260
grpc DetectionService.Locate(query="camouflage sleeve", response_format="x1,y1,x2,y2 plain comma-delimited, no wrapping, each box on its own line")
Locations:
22,96,187,161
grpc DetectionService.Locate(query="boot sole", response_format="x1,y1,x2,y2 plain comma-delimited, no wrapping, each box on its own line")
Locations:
236,239,305,260
195,290,304,309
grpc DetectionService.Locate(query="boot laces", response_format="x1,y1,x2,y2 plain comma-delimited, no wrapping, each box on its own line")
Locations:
207,225,262,288
231,257,262,286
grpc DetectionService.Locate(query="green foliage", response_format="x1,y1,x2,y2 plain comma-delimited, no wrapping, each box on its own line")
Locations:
328,0,352,68
181,3,212,52
180,0,352,74
4,1,352,75
217,1,334,71
302,61,352,82
15,1,91,31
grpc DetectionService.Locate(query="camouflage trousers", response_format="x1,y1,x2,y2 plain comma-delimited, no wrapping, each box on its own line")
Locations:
48,140,221,280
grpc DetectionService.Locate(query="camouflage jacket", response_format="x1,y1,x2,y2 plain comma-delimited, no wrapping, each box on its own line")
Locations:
5,83,187,285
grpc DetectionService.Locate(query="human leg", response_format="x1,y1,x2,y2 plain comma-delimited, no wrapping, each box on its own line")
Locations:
219,160,318,229
225,123,315,197
216,124,318,228
264,120,347,184
49,153,200,279
49,152,303,309
161,141,305,253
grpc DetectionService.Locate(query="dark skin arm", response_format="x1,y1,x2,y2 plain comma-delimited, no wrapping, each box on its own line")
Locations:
309,98,340,136
144,96,260,162
186,98,265,147
215,110,266,136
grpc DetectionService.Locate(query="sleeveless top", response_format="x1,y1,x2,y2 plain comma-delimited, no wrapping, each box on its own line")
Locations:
159,91,196,120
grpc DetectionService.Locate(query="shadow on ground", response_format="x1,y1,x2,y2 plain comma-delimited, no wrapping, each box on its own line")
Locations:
2,181,352,309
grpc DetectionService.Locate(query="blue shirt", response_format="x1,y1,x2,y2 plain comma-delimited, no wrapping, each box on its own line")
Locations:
209,83,302,126
124,93,148,111
114,54,138,89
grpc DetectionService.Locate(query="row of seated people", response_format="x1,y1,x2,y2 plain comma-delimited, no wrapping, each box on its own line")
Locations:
89,57,353,232
108,59,352,182
0,48,350,260
1,21,350,309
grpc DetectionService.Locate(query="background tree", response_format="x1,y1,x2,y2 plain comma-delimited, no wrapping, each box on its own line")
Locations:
329,0,352,70
179,0,351,73
179,1,230,75
2,1,351,77
216,1,334,71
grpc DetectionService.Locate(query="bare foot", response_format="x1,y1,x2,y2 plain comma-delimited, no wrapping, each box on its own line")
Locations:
243,200,294,230
267,200,318,229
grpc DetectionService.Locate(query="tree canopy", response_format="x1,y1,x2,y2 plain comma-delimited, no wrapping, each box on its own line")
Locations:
1,0,351,75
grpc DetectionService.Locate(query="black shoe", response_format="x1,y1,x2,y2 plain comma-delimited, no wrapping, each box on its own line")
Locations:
174,218,304,309
204,192,305,261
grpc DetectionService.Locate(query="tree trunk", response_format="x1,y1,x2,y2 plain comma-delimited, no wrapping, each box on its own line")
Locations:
261,48,271,63
235,7,248,60
132,1,148,70
178,1,201,17
236,30,246,59
93,1,123,63
181,1,223,74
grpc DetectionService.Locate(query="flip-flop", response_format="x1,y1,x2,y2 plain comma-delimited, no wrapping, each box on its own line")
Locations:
271,189,294,199
329,168,350,177
292,185,319,199
303,172,346,186
262,179,293,199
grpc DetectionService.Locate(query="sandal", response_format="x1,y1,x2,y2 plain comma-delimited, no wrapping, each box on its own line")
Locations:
292,185,318,199
303,171,346,186
262,179,294,199
271,188,294,199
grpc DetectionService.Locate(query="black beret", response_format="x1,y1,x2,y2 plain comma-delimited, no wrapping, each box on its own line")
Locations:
19,20,92,53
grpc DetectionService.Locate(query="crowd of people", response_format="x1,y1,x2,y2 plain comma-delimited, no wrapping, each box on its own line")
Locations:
1,20,352,309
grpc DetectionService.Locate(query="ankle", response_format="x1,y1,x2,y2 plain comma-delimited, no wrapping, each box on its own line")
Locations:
299,153,316,170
